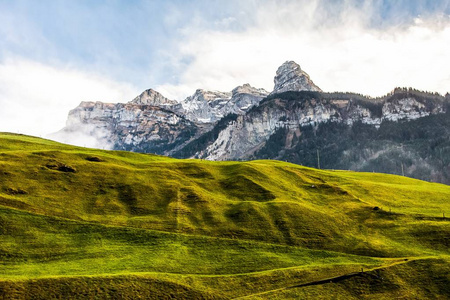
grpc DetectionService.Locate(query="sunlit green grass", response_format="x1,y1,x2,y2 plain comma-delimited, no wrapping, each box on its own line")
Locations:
0,206,383,280
0,132,449,299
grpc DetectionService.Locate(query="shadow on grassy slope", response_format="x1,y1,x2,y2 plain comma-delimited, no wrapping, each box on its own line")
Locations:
0,133,449,299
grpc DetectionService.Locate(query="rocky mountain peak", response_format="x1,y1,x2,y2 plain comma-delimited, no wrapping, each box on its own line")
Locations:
178,85,268,124
55,59,450,184
130,89,178,106
189,89,232,103
232,83,269,97
271,61,322,94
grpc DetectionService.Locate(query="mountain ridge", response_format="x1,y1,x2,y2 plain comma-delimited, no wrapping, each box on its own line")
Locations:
53,61,450,183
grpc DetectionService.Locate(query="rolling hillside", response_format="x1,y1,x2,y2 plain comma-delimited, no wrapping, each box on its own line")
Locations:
0,133,449,299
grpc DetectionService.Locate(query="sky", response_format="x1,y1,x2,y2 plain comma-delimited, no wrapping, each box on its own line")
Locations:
0,0,449,137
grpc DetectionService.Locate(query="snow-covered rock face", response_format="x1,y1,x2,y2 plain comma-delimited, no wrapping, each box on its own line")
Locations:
57,83,268,153
230,84,270,114
382,97,430,121
202,97,340,160
271,61,322,94
56,60,448,160
53,101,197,153
179,85,268,123
180,89,232,123
232,83,268,97
198,92,447,161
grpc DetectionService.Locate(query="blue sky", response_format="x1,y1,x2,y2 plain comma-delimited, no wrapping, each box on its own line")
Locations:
1,0,449,136
1,0,249,88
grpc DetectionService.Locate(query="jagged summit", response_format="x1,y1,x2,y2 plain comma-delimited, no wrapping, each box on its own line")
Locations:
185,89,232,104
54,59,450,184
271,61,322,94
232,83,269,97
130,89,178,107
179,85,267,123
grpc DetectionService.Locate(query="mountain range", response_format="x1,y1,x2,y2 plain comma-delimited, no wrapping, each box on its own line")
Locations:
53,61,450,184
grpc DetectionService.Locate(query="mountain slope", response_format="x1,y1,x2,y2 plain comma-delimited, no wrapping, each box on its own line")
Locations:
179,89,450,183
0,133,449,298
55,61,450,184
53,83,268,154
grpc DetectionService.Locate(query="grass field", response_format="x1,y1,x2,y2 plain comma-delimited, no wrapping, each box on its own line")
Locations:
0,132,449,299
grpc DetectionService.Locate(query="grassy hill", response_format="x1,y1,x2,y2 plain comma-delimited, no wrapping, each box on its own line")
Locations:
0,132,449,299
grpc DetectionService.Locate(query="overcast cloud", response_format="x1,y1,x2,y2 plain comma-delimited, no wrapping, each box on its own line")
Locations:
158,0,450,99
0,0,449,137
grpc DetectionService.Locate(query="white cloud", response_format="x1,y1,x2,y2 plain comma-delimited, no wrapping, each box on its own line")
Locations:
1,0,449,142
0,57,139,137
158,1,450,99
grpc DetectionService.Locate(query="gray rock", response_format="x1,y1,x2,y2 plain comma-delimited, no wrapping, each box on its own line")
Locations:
271,61,322,94
130,89,178,107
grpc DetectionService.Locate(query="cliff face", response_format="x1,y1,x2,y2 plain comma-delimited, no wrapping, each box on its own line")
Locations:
178,84,268,123
54,83,268,154
59,100,197,153
271,61,322,94
55,61,450,183
191,90,447,161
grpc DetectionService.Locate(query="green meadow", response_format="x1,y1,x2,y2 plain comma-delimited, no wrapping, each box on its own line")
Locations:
0,132,448,299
